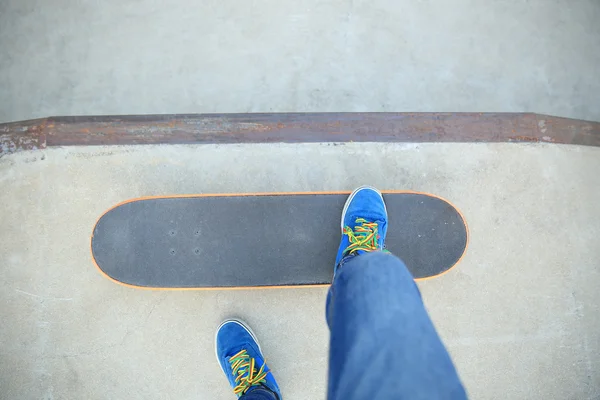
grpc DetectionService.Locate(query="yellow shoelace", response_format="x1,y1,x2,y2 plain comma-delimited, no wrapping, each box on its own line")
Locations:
343,218,382,255
229,349,268,396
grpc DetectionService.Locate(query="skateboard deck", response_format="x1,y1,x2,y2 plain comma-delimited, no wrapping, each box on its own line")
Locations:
91,192,468,289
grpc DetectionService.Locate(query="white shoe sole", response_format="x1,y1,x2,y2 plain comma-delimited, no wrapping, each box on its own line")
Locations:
214,319,263,375
340,185,388,231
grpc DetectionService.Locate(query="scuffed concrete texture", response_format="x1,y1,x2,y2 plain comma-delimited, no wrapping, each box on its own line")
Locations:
0,143,599,399
1,0,600,123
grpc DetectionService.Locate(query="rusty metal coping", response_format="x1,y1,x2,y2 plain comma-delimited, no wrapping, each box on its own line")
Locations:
1,113,599,156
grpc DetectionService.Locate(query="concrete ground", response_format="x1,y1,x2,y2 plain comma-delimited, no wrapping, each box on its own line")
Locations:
1,1,600,400
1,143,600,399
0,0,599,122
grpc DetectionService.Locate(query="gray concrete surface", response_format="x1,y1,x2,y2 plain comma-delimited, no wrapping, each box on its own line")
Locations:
1,0,600,123
1,142,599,399
2,1,600,398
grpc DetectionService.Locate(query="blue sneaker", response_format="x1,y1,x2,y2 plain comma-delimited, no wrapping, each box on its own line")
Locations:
335,186,388,270
215,319,281,399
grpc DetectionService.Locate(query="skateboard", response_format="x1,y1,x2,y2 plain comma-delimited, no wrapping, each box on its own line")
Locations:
91,192,468,289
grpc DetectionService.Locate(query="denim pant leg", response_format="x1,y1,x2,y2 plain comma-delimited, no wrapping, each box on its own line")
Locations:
326,251,467,400
239,387,278,400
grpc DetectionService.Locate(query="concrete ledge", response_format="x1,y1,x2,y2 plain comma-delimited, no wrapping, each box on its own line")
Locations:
1,112,599,156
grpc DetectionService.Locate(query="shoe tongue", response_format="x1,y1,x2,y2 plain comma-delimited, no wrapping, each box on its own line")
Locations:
228,348,263,371
228,346,247,358
228,343,258,359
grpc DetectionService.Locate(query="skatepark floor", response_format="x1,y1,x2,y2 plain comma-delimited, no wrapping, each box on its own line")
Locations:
2,143,600,399
1,1,600,399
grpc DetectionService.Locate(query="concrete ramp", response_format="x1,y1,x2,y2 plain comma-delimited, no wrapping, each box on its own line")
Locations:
1,142,599,399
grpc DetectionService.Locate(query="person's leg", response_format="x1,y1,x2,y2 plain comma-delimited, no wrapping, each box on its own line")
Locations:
215,319,281,399
327,186,466,400
327,252,466,399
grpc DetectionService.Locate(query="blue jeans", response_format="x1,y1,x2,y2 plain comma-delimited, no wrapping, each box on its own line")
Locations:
242,251,467,400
